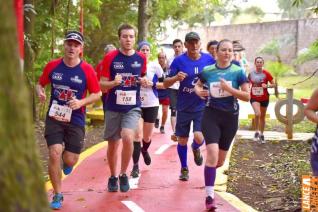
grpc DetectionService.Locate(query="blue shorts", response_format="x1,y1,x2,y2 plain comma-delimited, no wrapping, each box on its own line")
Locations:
175,110,203,137
311,152,318,176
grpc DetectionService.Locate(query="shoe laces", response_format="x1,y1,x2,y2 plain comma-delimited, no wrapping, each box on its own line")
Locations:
206,196,213,204
52,194,63,202
181,167,188,174
120,174,128,184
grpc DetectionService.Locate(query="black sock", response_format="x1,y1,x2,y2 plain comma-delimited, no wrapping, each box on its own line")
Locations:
132,142,141,165
142,139,151,152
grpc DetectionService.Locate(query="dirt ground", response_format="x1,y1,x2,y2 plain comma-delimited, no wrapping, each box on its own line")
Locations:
36,121,312,211
227,138,312,212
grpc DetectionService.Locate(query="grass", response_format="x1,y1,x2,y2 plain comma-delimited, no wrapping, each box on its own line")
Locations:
239,119,316,133
272,75,318,100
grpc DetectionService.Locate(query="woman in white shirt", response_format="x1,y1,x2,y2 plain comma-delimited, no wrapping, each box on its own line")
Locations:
131,41,164,178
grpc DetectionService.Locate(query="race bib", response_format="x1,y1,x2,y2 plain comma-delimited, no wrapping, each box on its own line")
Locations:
116,90,136,105
252,87,264,96
49,103,72,122
209,81,232,98
140,92,148,105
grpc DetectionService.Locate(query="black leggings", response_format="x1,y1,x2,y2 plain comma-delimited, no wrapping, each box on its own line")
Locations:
201,107,238,151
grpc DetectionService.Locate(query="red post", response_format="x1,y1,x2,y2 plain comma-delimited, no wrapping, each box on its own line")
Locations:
14,0,24,63
79,0,84,57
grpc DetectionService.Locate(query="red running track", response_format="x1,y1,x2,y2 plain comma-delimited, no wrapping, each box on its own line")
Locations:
47,126,240,212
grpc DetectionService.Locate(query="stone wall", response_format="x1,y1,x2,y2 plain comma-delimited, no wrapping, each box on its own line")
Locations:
176,18,318,74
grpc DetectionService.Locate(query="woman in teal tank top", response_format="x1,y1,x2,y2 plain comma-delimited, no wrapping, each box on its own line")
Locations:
194,39,250,210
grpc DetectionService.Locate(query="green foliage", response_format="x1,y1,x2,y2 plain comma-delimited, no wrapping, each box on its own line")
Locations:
279,0,317,19
295,40,318,65
258,35,295,61
239,119,316,133
264,61,293,79
231,6,265,24
292,0,318,14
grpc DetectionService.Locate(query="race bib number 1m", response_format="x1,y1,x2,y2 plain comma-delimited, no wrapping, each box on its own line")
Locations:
116,90,137,105
209,81,232,98
48,103,72,122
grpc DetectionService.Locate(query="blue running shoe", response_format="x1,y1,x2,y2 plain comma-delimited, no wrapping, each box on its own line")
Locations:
62,163,73,175
119,174,130,192
50,193,63,210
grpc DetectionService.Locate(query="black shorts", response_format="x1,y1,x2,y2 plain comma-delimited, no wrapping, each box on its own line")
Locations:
250,99,269,107
44,116,85,154
168,88,178,110
141,106,159,123
201,107,238,151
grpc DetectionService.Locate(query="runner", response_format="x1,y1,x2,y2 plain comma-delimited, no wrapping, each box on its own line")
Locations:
100,24,148,192
156,51,170,134
164,32,215,181
95,44,116,81
130,41,164,178
304,89,318,176
36,30,101,209
95,44,116,108
163,39,184,136
207,40,218,58
194,39,250,210
248,56,275,143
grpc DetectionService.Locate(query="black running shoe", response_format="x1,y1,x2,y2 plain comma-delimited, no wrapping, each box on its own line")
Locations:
253,132,260,142
141,150,151,165
155,119,159,128
119,174,130,192
192,148,203,166
179,167,189,181
260,134,266,144
130,165,139,178
107,176,118,192
160,126,165,134
205,196,217,211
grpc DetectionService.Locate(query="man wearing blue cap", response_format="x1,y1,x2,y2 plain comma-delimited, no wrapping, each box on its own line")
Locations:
164,31,215,181
36,30,101,209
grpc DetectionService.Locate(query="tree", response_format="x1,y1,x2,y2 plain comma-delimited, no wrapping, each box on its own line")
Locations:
0,1,48,211
292,0,318,14
258,35,295,98
295,40,318,65
137,0,151,42
231,6,265,24
24,0,36,119
278,0,317,19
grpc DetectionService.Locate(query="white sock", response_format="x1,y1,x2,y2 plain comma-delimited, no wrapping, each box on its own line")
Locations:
205,186,214,198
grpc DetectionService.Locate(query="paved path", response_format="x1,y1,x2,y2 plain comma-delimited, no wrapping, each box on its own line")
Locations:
237,130,313,141
46,126,257,212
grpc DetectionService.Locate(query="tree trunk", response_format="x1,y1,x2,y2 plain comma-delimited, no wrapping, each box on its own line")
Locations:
274,78,279,98
137,0,151,43
0,1,48,211
24,0,36,120
64,0,71,34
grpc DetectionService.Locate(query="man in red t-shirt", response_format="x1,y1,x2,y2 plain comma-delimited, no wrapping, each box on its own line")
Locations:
248,56,275,143
36,30,101,209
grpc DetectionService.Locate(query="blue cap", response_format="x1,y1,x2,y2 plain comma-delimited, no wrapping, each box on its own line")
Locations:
138,41,150,51
64,31,84,45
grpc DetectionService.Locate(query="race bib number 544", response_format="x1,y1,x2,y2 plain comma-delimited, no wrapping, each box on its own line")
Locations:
116,90,137,105
49,103,72,122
